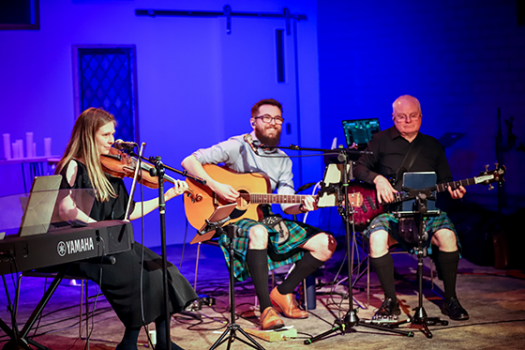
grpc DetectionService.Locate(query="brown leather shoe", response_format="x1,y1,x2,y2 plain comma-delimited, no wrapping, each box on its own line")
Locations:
260,306,285,330
270,287,309,319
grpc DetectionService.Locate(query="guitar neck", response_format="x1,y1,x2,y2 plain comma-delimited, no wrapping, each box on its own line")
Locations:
392,175,482,203
247,193,309,205
435,177,478,193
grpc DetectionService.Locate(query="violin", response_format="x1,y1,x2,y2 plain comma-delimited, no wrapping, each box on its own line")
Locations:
100,148,195,196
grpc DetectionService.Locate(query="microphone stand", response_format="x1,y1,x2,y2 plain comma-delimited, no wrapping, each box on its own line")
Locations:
269,144,412,344
128,151,206,349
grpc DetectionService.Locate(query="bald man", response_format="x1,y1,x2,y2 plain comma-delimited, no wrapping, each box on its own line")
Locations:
353,95,469,321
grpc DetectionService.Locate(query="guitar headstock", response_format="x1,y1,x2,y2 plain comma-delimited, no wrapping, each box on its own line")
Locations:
476,163,506,190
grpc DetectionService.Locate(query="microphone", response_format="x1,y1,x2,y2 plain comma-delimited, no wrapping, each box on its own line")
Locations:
114,139,138,150
243,134,259,155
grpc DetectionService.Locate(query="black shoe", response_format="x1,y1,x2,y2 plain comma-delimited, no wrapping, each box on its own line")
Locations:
442,296,469,321
373,298,400,320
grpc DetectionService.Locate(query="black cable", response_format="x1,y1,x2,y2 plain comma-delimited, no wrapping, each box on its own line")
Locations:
65,336,81,350
36,299,110,320
137,174,152,349
37,306,113,327
1,254,18,316
254,151,346,160
82,266,104,350
430,318,525,331
26,307,113,333
30,275,48,338
179,217,188,270
26,314,117,339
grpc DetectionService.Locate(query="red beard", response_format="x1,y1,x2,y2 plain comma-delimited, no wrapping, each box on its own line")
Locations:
255,126,281,147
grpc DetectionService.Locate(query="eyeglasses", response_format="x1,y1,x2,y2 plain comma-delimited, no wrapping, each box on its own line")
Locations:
395,113,421,121
254,114,284,125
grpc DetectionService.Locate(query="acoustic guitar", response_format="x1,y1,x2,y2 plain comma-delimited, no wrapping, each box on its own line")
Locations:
183,164,363,233
347,165,506,231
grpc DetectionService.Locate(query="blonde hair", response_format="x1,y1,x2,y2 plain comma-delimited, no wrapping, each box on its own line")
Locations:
57,108,116,201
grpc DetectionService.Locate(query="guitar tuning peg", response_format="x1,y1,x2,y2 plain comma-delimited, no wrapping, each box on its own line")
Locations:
494,162,499,168
485,164,489,171
488,184,494,190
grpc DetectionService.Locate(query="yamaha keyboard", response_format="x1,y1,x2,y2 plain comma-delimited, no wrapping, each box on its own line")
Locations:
0,220,133,275
0,220,133,349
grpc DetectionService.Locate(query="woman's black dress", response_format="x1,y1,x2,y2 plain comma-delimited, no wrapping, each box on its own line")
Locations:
61,160,197,328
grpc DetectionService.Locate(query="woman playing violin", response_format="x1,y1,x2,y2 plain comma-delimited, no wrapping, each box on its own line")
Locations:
56,107,197,350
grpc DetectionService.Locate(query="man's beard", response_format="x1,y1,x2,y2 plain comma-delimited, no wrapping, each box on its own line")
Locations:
255,126,281,147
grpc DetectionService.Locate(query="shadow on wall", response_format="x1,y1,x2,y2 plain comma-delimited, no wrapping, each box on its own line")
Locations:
446,201,525,274
448,149,479,180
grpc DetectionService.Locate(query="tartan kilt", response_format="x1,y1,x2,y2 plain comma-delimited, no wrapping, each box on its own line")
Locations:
218,218,322,282
363,211,461,255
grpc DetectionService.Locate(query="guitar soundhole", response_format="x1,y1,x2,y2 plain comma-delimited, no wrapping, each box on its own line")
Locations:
237,190,251,209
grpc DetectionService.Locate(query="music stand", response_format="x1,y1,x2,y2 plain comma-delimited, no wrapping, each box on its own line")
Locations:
196,209,265,350
378,172,448,338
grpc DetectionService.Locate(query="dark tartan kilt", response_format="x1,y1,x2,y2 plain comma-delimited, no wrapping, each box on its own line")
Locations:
218,218,323,281
363,211,461,255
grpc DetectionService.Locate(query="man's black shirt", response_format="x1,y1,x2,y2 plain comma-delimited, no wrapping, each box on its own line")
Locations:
353,126,453,191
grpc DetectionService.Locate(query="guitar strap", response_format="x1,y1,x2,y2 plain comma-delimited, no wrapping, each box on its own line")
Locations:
394,134,422,190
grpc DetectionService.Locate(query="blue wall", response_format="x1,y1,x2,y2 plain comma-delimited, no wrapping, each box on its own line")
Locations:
1,0,524,247
317,0,525,216
0,0,322,247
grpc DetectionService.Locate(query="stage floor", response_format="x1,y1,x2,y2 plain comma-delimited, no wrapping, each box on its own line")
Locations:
2,240,525,350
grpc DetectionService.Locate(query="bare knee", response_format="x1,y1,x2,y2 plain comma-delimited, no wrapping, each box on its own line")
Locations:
369,230,389,258
432,229,457,252
306,233,337,262
248,225,268,249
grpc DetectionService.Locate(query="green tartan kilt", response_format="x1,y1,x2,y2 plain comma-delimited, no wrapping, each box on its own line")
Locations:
218,218,322,282
363,211,460,255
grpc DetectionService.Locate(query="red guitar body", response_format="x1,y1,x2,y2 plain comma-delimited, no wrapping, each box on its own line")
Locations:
348,181,386,231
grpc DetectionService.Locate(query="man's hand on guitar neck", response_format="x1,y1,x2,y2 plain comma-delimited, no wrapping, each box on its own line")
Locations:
301,195,318,212
373,175,397,204
284,195,318,215
448,185,466,199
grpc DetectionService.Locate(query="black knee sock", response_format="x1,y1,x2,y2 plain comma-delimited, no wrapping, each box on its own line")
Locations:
436,250,459,301
115,327,140,350
155,317,184,350
278,252,324,295
247,248,273,310
370,253,397,301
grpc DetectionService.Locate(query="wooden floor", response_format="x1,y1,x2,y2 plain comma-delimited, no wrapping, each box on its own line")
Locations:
1,241,525,350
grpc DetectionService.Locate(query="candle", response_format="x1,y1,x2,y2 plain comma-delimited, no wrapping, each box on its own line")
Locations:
44,138,52,157
18,140,24,158
12,140,22,159
26,132,34,158
2,133,11,160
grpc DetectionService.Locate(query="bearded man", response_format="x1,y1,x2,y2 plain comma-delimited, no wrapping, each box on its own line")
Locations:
182,98,336,330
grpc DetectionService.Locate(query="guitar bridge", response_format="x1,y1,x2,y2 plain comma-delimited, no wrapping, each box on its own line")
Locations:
212,193,220,206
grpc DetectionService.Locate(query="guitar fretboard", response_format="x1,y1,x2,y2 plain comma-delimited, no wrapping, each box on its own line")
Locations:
241,193,309,204
435,178,477,192
391,174,493,204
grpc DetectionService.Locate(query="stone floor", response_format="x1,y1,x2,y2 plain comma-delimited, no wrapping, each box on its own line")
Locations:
1,241,525,350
